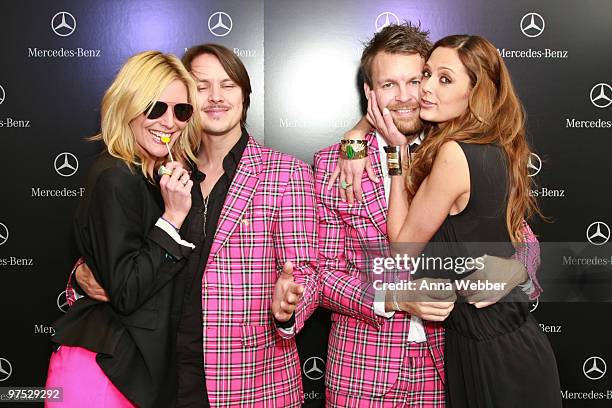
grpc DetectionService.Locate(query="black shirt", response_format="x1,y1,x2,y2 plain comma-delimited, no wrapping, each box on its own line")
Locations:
175,132,249,407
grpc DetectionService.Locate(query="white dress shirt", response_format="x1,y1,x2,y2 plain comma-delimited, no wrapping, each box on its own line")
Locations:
372,131,426,342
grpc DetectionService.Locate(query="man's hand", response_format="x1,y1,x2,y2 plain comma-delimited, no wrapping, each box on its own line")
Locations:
390,277,456,321
401,301,455,322
367,91,410,147
75,262,109,302
271,261,304,322
458,255,528,308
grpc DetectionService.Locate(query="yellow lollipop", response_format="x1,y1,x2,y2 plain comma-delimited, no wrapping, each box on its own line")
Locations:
161,134,174,162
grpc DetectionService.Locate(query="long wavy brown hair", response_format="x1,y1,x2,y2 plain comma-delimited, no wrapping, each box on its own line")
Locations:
406,35,543,243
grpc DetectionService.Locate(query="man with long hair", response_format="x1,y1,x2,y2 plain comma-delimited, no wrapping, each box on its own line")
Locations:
69,44,319,407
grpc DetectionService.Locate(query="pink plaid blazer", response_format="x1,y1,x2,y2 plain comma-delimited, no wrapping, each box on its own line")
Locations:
199,136,318,407
68,136,319,407
314,130,542,400
314,131,446,399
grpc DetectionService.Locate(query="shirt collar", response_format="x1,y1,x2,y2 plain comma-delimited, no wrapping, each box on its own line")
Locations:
375,130,425,150
190,130,249,182
223,130,249,179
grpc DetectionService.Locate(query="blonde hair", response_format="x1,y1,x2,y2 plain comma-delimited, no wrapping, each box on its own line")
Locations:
407,35,544,243
92,51,200,179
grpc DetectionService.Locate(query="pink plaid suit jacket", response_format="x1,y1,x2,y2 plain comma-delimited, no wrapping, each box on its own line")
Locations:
199,136,318,407
314,130,542,400
67,136,319,407
314,131,446,399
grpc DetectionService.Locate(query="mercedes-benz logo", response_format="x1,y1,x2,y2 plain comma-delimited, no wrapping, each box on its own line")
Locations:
590,83,612,108
0,84,5,105
0,222,8,246
208,12,232,37
57,290,69,313
527,153,542,177
51,11,76,37
520,12,545,38
303,356,325,380
375,12,400,32
583,356,607,380
54,152,79,177
0,358,12,382
586,221,611,246
529,298,539,313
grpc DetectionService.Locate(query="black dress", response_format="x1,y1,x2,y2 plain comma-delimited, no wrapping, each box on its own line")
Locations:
427,143,562,408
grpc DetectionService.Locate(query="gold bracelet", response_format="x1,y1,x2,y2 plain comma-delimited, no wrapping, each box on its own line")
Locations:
384,146,402,175
339,140,368,160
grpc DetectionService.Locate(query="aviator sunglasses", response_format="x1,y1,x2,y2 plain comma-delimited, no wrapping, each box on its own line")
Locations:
145,101,194,122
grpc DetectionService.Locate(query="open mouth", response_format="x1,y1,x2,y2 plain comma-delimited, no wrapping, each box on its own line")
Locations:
149,129,172,143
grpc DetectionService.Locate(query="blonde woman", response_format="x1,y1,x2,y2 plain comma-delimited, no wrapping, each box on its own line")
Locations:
46,51,200,407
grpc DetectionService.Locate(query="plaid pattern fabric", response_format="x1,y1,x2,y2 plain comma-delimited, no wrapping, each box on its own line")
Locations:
65,137,318,407
65,258,84,306
200,136,318,407
314,131,446,404
514,221,543,300
314,130,542,405
326,342,445,407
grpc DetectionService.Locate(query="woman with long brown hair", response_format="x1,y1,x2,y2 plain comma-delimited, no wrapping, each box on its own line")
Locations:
388,33,561,407
337,35,561,406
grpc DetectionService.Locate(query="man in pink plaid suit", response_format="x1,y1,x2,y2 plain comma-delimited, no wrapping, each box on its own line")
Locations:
69,44,319,407
314,23,542,407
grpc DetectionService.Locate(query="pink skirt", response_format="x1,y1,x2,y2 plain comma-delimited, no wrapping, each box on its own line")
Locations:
45,345,136,407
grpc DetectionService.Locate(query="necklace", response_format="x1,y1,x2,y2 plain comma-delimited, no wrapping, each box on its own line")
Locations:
202,195,210,237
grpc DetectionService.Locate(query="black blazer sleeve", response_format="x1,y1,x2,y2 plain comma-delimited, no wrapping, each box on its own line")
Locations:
80,166,192,315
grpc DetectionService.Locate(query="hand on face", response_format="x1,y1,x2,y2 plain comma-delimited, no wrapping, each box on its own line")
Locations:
367,90,412,147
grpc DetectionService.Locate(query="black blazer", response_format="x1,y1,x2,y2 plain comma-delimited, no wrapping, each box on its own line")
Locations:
52,153,192,407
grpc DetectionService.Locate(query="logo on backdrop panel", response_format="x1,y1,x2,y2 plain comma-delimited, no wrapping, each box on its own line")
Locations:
208,12,232,37
520,12,545,38
57,290,69,313
0,85,5,105
499,12,567,60
565,84,612,128
590,83,612,108
586,222,610,246
54,153,79,177
375,12,400,32
0,223,8,246
51,12,77,37
529,298,539,313
29,12,100,58
0,358,12,382
583,356,607,380
303,357,325,380
527,153,542,177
